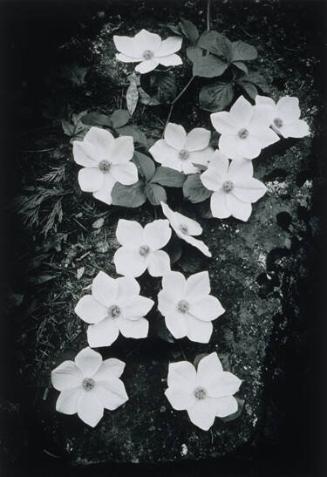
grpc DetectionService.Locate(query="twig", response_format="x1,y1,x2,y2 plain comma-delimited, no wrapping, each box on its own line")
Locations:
164,76,195,130
206,0,212,31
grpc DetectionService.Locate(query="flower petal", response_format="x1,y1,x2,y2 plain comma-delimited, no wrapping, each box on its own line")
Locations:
94,358,126,380
210,190,231,219
87,318,120,347
210,112,237,135
56,388,82,415
233,178,267,203
78,168,104,192
190,148,216,167
201,165,225,192
74,295,108,325
158,54,183,66
84,127,115,157
135,59,159,74
277,96,301,121
77,392,104,427
144,219,172,250
228,158,253,180
279,119,310,138
95,379,128,410
186,316,213,343
92,271,118,307
113,35,143,58
110,162,138,185
197,353,223,381
116,219,144,248
147,250,171,277
134,29,162,53
230,95,253,127
118,316,149,338
165,311,187,339
161,271,186,300
219,134,247,161
122,295,154,318
185,271,210,298
51,361,82,391
185,128,211,151
191,295,225,321
209,371,242,398
110,136,134,164
164,123,186,150
156,36,182,56
167,361,197,391
73,141,98,168
75,347,103,377
215,396,239,417
165,387,195,411
183,235,212,257
92,174,116,205
113,247,147,278
115,53,141,63
226,193,252,221
149,139,180,168
255,95,276,108
252,127,280,148
116,276,140,299
187,399,217,431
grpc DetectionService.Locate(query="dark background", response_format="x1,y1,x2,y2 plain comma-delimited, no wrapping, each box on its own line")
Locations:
0,1,326,476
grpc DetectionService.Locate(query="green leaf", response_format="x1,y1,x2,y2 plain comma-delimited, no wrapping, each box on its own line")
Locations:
233,61,248,74
238,81,257,99
178,18,199,44
183,174,212,203
126,75,139,116
151,167,185,188
116,125,148,147
133,152,156,181
199,81,234,112
221,398,244,422
165,24,182,36
197,31,233,61
138,87,161,106
110,109,130,128
231,40,257,62
242,71,270,93
81,112,112,127
187,46,228,78
112,181,146,208
145,183,167,206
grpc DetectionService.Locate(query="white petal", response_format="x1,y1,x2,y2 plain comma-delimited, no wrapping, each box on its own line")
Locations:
250,105,276,130
210,112,237,135
56,388,82,415
144,220,172,250
197,353,223,381
161,271,186,300
228,158,253,180
110,162,138,185
190,147,216,167
134,29,162,53
219,134,245,161
113,35,143,59
167,361,197,391
185,128,210,151
51,361,82,391
226,193,252,221
147,250,171,277
110,136,134,164
75,347,103,377
122,295,154,318
92,271,118,307
233,178,267,203
73,141,98,168
164,123,186,150
230,95,253,127
191,295,225,321
209,371,242,398
92,174,116,205
74,295,108,324
201,165,225,192
185,271,210,298
210,190,231,219
116,276,140,299
78,168,104,192
156,37,182,56
84,127,115,157
158,54,182,66
252,127,280,148
280,119,310,138
215,396,238,417
135,59,159,74
173,211,203,237
116,219,144,248
95,379,128,410
113,247,147,278
149,139,180,168
77,392,104,427
276,96,301,121
94,358,126,380
115,53,141,63
186,316,213,343
183,235,212,258
118,316,149,338
255,95,276,108
87,318,120,347
165,387,194,410
187,399,217,431
157,290,175,315
165,311,188,339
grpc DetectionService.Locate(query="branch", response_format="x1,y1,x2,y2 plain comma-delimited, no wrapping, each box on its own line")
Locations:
206,0,212,31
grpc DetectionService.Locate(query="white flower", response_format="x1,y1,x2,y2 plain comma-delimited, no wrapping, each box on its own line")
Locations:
210,95,280,161
51,347,128,427
255,95,310,138
201,153,267,222
75,271,154,347
113,219,172,278
165,352,242,431
73,127,138,205
149,123,215,174
113,29,182,74
161,202,211,257
158,271,225,343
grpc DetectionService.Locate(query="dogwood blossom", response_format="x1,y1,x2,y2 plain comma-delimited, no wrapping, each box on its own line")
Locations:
75,271,154,347
161,202,211,257
113,29,182,74
255,95,310,138
149,123,215,174
201,153,267,222
114,219,172,277
73,127,138,205
210,95,280,160
158,271,225,343
165,352,242,431
51,347,128,427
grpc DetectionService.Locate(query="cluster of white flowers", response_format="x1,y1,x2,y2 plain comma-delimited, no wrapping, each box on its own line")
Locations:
51,28,310,431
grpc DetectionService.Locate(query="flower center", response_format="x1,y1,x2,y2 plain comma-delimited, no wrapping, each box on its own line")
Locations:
238,128,249,139
178,149,190,161
179,224,188,235
194,386,207,400
177,299,190,314
143,49,154,60
98,160,111,173
108,304,121,319
82,378,95,392
273,117,283,128
222,180,234,193
139,245,150,257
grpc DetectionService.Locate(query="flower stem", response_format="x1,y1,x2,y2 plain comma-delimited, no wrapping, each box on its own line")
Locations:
164,76,195,129
206,0,212,31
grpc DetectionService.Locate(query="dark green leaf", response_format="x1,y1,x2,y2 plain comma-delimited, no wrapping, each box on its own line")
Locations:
183,174,212,203
239,81,258,99
243,71,270,93
178,18,199,44
116,125,148,147
199,81,234,112
145,183,167,206
112,181,146,208
110,109,130,128
81,112,112,127
138,87,161,106
165,237,183,264
187,46,228,78
233,61,248,74
197,31,233,61
133,152,156,181
231,40,257,62
165,24,182,36
151,167,185,188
